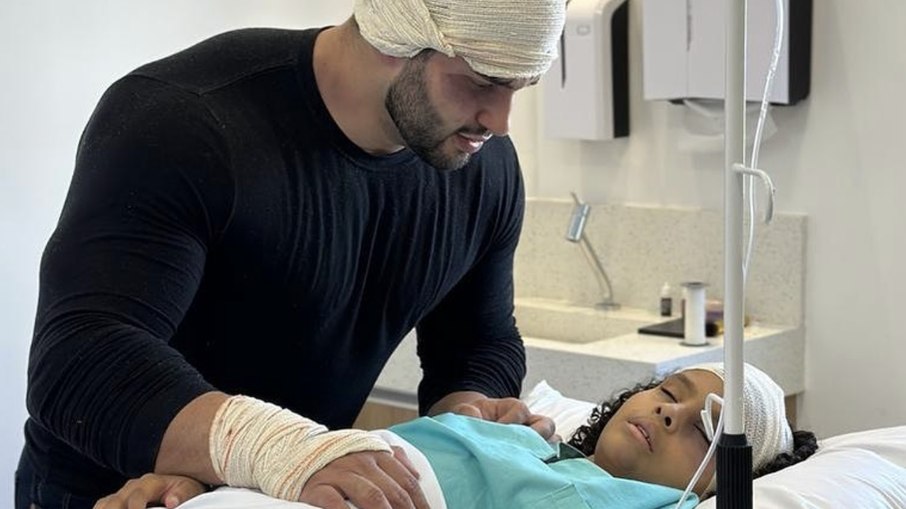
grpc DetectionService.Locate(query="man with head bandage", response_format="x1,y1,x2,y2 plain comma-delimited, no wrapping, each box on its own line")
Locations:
18,2,567,509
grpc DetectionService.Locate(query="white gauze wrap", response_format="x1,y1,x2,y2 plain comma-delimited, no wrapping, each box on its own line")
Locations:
680,363,794,494
209,395,392,501
354,0,566,79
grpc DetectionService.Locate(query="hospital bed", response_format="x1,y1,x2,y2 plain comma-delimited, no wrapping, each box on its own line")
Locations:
172,379,906,509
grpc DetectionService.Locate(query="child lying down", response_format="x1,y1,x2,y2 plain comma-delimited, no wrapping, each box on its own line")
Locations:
95,363,817,509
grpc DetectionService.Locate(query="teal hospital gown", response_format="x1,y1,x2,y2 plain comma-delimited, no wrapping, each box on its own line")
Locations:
390,414,699,509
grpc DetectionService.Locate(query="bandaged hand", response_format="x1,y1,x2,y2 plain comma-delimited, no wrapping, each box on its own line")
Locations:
209,395,429,509
451,397,556,440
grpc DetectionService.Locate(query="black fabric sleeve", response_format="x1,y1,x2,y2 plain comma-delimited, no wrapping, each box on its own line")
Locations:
415,161,527,415
27,76,233,476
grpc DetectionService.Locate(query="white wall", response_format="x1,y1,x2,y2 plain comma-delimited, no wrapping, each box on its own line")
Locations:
3,0,904,503
508,0,906,439
0,1,354,503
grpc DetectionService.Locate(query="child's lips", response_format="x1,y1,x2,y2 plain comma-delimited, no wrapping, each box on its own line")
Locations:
628,420,654,452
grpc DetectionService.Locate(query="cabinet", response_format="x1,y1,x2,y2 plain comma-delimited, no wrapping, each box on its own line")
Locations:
353,399,418,430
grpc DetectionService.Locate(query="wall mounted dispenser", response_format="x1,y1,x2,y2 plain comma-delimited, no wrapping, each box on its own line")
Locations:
642,0,812,105
542,0,629,141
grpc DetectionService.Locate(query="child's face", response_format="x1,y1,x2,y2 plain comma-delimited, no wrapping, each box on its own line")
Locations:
593,370,723,494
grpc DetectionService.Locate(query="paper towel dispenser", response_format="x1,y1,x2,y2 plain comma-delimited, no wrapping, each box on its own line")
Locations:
642,0,812,105
542,0,629,141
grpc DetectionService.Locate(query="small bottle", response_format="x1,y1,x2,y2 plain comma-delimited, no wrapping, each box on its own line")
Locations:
659,282,672,317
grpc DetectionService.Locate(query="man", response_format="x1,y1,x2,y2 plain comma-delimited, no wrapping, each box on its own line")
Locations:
18,1,566,508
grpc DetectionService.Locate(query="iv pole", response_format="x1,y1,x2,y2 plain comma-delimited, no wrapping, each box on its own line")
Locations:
718,0,753,507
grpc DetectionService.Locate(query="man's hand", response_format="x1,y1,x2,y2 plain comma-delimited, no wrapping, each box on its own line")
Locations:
300,446,430,509
450,396,556,440
93,473,206,509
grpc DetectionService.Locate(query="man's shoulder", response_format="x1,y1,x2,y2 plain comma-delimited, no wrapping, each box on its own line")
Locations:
128,27,320,95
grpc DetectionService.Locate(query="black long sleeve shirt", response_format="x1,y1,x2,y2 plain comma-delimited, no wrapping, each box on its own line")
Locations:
24,27,526,498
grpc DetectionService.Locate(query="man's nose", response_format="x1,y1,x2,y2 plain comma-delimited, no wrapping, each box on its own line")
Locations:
476,88,514,136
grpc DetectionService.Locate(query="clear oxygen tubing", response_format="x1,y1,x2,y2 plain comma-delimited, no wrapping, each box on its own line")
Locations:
675,394,726,508
742,0,784,285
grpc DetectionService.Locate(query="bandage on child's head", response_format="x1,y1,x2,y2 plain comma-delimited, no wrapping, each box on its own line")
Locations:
679,362,794,493
354,0,567,79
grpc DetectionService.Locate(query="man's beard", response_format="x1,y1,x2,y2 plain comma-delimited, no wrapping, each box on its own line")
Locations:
385,57,476,171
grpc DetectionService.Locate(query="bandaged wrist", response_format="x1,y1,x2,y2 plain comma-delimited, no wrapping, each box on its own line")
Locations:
209,395,392,501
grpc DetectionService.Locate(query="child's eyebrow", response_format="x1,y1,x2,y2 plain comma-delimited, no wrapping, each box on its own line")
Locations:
670,372,698,395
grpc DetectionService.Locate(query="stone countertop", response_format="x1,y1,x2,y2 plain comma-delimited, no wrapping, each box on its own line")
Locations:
522,325,804,404
371,324,804,408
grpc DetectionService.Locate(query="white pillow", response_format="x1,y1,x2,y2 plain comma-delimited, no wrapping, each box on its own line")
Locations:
523,379,597,440
522,381,906,509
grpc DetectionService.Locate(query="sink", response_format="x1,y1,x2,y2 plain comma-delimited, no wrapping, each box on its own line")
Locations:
514,298,657,344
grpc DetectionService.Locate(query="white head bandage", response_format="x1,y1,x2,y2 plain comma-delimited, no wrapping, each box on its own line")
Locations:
680,362,794,492
354,0,567,79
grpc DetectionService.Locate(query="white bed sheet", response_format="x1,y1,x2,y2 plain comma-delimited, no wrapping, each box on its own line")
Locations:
696,425,906,509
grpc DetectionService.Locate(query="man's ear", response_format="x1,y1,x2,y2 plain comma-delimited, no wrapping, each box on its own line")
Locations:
377,54,409,84
382,53,409,71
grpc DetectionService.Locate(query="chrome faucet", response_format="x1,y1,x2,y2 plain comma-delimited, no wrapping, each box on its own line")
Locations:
566,192,619,309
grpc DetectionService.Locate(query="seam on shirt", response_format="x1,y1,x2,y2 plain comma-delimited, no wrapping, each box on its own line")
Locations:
120,74,243,247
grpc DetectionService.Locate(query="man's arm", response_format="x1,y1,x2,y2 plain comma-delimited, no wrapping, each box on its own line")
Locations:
32,75,429,509
28,76,232,478
154,392,228,483
414,235,527,416
427,391,488,415
152,392,430,509
414,144,555,438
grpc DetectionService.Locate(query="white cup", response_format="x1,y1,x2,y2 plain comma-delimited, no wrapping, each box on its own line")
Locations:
682,282,707,346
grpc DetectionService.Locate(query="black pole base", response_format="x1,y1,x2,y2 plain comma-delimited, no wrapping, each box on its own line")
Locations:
716,433,753,509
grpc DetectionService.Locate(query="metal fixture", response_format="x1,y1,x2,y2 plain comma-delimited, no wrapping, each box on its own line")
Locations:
566,192,619,309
